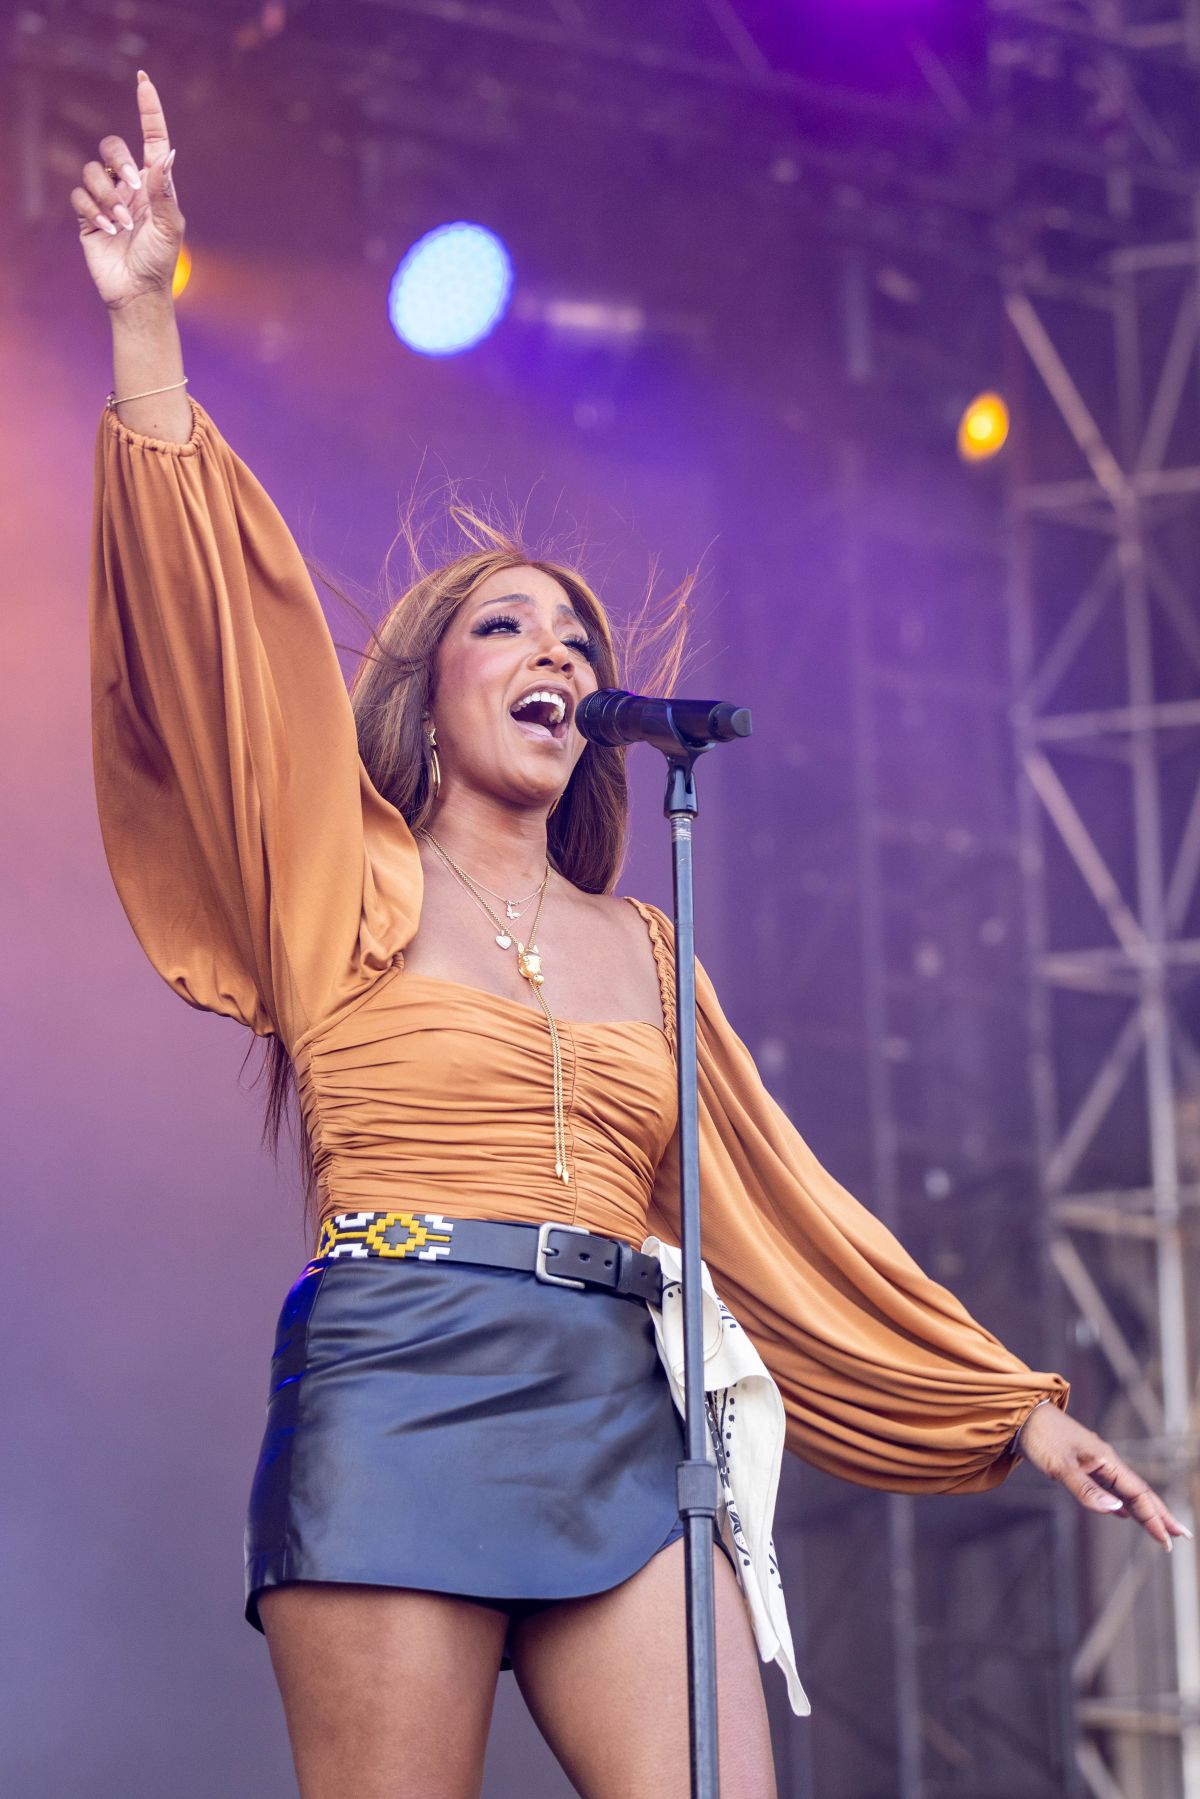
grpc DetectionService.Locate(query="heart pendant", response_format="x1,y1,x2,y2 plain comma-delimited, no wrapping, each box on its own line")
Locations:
495,932,513,950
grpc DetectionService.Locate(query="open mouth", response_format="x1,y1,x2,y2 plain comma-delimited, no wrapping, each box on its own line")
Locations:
509,689,571,745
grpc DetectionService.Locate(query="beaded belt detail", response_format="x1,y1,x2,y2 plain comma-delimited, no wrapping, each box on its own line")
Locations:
318,1210,455,1262
315,1209,663,1304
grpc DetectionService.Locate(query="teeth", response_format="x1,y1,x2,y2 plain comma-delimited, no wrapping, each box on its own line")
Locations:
512,690,567,725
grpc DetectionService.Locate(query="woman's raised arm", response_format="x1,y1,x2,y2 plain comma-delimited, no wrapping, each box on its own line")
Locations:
72,71,191,443
79,77,421,1050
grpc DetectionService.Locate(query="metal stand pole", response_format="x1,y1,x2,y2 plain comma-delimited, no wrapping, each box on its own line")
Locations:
665,750,722,1799
594,690,749,1796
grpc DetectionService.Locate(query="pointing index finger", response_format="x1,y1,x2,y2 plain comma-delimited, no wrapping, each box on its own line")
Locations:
136,70,171,169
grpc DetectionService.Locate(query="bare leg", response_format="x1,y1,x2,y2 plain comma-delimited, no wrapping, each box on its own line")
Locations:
258,1583,509,1799
507,1539,776,1798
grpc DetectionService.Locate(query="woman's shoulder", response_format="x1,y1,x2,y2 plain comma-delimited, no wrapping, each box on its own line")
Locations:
565,886,671,939
557,885,673,994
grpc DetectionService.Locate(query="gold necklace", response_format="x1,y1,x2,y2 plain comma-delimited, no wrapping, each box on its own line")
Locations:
416,829,570,1183
459,868,547,921
416,829,549,952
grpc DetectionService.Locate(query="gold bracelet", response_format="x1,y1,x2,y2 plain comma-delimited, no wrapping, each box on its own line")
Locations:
1010,1395,1053,1458
106,377,189,410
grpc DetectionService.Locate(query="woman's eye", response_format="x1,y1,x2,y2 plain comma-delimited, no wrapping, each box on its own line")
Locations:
474,615,597,664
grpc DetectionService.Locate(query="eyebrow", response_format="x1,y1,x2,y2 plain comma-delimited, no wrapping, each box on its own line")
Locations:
475,591,586,628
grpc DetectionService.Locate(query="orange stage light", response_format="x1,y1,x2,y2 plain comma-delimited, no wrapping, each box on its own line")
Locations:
172,243,192,300
957,391,1009,462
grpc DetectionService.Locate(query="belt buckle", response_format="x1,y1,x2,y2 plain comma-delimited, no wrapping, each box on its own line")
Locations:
535,1221,591,1289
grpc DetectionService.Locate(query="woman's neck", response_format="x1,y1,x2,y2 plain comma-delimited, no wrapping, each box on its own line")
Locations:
420,791,549,891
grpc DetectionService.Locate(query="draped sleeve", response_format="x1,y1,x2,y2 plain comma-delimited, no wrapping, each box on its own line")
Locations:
636,905,1069,1494
89,398,421,1049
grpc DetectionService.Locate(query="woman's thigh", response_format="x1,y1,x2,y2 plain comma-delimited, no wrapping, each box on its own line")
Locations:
507,1538,777,1799
258,1582,509,1799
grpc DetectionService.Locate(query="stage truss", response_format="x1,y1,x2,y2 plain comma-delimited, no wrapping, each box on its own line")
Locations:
1000,16,1200,1799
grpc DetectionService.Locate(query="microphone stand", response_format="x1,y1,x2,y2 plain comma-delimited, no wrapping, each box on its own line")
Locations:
579,687,751,1796
638,708,749,1799
664,744,722,1799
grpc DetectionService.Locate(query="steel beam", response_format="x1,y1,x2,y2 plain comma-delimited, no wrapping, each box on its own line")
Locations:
1005,12,1200,1783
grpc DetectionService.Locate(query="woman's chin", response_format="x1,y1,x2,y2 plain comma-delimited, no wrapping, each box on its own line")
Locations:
471,777,564,814
492,759,574,811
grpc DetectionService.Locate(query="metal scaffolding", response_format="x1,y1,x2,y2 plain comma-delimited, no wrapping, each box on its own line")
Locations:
998,8,1200,1796
1006,261,1200,1799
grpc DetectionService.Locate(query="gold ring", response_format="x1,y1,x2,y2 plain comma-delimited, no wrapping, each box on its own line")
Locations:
103,164,118,179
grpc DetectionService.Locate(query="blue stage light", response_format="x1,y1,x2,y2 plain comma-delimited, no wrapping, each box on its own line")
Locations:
387,223,514,356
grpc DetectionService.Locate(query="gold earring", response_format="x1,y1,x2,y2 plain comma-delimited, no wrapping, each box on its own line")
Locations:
427,724,442,802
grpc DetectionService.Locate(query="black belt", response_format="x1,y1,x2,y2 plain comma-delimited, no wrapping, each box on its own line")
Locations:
315,1210,664,1306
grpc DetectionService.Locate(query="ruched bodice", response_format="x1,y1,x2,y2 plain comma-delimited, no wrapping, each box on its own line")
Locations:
296,955,678,1249
90,396,1068,1493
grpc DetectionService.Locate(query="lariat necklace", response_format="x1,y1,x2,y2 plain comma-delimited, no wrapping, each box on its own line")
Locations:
416,829,570,1183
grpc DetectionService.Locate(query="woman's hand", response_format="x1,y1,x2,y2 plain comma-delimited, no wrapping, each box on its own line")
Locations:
70,71,183,312
1018,1401,1193,1552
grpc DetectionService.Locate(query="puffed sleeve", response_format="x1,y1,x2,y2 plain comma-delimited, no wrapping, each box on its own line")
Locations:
639,907,1068,1494
89,398,421,1048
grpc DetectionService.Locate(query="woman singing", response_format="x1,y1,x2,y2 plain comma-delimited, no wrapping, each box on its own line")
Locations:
77,73,1189,1799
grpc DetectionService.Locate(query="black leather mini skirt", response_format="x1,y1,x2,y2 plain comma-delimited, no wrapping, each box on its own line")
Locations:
245,1224,720,1665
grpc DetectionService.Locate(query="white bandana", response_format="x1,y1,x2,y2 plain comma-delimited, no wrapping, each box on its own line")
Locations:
641,1237,810,1717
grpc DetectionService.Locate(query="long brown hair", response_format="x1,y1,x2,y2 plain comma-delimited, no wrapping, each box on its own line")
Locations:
250,506,693,1213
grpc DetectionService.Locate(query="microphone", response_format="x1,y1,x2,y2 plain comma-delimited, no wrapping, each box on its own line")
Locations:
575,688,752,751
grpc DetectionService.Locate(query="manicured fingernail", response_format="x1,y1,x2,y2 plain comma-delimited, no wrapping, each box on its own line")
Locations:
137,69,149,83
114,203,134,231
162,148,177,173
1164,1537,1173,1553
97,215,118,236
1097,1495,1123,1512
122,162,142,190
1181,1525,1194,1541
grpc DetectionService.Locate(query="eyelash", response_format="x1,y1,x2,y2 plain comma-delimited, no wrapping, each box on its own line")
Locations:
474,612,598,664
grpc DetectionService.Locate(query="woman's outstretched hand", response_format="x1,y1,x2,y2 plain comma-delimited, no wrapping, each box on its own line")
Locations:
1018,1401,1193,1552
71,71,183,311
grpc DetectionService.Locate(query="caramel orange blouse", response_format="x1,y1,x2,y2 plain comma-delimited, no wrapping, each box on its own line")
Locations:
90,398,1068,1494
